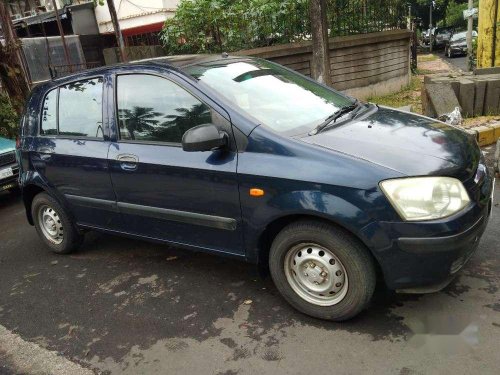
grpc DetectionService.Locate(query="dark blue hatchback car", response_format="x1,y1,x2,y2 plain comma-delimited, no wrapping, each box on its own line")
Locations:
18,55,494,320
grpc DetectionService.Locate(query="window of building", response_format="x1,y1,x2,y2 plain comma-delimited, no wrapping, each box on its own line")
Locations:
126,32,161,47
40,88,58,135
58,77,104,138
116,74,213,144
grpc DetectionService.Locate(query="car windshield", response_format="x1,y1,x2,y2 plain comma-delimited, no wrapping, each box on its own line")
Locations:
183,58,354,135
451,32,467,41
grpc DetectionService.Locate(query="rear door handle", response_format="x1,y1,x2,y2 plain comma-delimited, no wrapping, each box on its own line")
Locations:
116,153,139,171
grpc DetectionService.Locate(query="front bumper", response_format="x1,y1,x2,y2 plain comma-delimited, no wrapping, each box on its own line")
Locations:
0,163,19,191
450,45,467,54
360,172,494,292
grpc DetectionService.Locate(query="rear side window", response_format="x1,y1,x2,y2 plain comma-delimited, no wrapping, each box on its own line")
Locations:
41,89,57,135
116,74,212,143
58,78,104,137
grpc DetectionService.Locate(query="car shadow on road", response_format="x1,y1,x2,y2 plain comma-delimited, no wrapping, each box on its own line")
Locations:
0,189,22,210
72,231,419,345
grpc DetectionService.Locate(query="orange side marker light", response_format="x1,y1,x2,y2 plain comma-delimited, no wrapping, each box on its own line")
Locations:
250,188,265,197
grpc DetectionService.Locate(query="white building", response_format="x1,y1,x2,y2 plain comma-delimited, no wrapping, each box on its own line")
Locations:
94,0,180,46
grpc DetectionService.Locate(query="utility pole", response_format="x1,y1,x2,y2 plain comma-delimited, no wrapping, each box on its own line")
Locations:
466,0,474,71
106,0,127,62
407,5,411,30
51,0,72,72
309,0,331,86
429,1,433,53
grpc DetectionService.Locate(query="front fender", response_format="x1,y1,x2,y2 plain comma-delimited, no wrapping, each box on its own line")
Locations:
241,188,376,263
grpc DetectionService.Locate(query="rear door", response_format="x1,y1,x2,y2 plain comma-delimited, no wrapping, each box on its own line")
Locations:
34,76,119,229
107,72,244,256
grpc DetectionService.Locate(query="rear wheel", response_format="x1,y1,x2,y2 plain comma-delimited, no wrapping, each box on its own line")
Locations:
32,192,83,254
269,220,376,321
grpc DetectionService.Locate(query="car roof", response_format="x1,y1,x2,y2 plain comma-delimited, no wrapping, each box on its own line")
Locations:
36,54,252,90
132,54,229,68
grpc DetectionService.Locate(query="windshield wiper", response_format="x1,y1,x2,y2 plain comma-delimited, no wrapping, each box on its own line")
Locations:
309,100,361,135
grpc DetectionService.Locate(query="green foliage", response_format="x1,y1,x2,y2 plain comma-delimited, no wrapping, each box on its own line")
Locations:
440,0,478,28
161,0,310,54
411,0,450,27
0,93,19,139
161,0,406,54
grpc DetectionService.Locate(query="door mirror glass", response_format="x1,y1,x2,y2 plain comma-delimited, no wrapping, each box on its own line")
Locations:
182,124,228,152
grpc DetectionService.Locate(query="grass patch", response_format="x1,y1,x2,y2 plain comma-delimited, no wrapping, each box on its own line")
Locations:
367,75,423,114
416,68,434,75
462,115,500,129
418,54,439,62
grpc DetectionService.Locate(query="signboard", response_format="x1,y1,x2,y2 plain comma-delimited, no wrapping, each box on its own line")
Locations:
463,8,478,19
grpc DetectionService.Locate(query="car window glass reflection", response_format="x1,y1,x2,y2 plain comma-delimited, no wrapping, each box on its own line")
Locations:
117,75,212,143
58,78,104,138
184,59,353,135
41,88,57,135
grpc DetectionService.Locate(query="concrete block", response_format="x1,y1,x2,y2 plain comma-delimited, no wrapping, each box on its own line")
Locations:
425,76,460,98
484,79,500,115
458,79,475,117
492,123,500,140
473,80,487,116
450,80,460,98
475,126,496,146
474,67,500,75
424,83,461,118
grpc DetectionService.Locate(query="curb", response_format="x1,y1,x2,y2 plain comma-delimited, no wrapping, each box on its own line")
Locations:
465,123,500,147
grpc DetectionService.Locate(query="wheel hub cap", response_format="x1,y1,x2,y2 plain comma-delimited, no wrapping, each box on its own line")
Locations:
38,205,64,245
284,244,348,306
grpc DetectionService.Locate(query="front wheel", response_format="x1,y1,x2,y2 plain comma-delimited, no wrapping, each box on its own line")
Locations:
32,192,83,254
269,220,376,321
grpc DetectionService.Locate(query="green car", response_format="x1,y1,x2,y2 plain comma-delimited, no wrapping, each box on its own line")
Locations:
0,136,19,192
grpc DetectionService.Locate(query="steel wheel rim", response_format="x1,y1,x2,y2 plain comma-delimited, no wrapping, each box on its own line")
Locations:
284,243,348,306
38,204,64,245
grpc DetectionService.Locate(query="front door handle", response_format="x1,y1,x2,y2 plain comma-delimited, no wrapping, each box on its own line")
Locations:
116,153,139,171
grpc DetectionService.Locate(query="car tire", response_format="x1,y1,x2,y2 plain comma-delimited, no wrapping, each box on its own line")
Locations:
269,220,376,321
32,192,83,254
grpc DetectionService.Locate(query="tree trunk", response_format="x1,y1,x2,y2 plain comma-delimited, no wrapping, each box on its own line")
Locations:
0,1,30,115
309,0,331,85
107,0,127,62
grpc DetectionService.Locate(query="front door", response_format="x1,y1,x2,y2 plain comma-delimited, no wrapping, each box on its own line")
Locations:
108,73,244,256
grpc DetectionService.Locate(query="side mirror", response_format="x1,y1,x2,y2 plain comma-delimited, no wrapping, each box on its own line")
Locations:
182,124,228,152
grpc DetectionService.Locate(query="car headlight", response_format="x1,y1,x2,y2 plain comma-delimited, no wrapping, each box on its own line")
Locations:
380,177,470,221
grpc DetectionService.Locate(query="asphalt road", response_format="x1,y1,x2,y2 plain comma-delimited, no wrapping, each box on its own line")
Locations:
0,145,499,375
437,50,468,71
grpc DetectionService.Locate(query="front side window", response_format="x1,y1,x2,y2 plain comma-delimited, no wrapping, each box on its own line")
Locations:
41,88,57,135
58,78,104,137
116,74,212,143
183,58,354,136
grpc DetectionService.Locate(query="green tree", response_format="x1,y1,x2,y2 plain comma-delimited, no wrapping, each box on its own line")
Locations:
160,0,311,54
154,103,211,141
0,93,19,139
118,106,162,140
441,0,478,28
0,0,30,116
